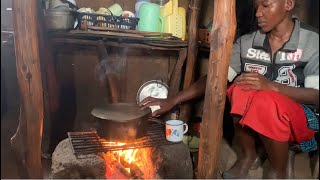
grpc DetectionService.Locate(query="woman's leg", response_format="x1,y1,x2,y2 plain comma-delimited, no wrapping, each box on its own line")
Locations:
259,134,288,178
223,116,257,178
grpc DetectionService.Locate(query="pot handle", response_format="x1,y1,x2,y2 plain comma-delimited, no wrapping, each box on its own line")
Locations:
148,118,166,125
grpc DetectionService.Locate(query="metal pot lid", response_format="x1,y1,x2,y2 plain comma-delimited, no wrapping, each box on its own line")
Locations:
136,80,169,112
91,103,151,122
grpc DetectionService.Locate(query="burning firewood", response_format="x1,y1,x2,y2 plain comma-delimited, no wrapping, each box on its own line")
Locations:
103,152,132,179
129,163,144,179
112,151,144,179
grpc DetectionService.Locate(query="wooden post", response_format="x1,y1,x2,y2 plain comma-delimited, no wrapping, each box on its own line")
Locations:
37,0,61,155
168,48,187,97
197,0,236,178
179,0,203,122
97,41,120,103
10,0,44,178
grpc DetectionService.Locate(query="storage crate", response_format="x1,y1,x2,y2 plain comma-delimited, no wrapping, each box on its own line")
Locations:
76,12,139,30
197,28,211,47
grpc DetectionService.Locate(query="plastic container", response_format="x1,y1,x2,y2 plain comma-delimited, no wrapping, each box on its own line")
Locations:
76,12,139,30
135,0,151,17
108,3,123,16
137,3,164,32
44,9,75,30
152,0,168,6
48,0,76,9
160,0,186,40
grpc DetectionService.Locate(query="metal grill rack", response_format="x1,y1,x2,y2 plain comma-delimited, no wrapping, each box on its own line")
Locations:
68,123,180,156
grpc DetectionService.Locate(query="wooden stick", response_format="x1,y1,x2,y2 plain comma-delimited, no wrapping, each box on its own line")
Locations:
87,26,173,37
197,0,237,178
37,0,61,155
49,31,187,45
51,38,183,51
168,48,187,97
179,0,203,122
11,0,44,178
96,41,120,103
129,163,144,178
70,30,145,38
117,155,144,178
104,152,132,179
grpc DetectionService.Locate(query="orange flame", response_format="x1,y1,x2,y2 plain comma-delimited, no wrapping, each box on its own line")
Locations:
103,141,139,176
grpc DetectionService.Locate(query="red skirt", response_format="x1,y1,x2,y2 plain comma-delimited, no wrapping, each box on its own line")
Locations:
226,84,315,143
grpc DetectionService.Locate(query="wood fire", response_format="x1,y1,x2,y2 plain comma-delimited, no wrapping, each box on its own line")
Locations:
102,142,144,179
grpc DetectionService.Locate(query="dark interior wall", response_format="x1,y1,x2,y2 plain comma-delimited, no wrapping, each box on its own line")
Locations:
1,0,319,116
0,0,319,152
54,47,177,130
1,40,19,113
1,0,18,115
1,0,13,31
295,0,319,28
52,0,186,130
1,0,18,116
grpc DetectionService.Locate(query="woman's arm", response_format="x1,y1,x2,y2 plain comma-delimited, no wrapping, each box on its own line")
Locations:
235,72,319,106
272,83,319,106
139,75,207,116
173,75,207,105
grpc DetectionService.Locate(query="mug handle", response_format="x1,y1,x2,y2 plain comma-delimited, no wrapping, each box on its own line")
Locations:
182,123,188,134
159,16,164,33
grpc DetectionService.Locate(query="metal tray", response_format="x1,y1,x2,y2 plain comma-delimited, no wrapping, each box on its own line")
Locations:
136,80,169,113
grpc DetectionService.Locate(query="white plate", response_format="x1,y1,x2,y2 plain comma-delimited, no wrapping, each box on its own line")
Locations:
136,80,169,113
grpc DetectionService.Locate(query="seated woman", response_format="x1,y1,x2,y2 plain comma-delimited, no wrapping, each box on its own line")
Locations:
139,0,319,178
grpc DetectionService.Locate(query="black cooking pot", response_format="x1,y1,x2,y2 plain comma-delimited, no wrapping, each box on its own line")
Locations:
91,103,159,142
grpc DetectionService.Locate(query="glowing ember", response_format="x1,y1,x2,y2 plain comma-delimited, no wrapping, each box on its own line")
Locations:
101,141,126,146
102,141,142,179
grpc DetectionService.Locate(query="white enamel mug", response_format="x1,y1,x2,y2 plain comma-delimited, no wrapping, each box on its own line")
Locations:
165,120,188,142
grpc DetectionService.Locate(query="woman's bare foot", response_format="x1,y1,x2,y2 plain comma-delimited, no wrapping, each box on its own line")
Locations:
222,154,257,179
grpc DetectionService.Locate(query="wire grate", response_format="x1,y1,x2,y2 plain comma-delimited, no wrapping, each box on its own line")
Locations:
68,123,180,156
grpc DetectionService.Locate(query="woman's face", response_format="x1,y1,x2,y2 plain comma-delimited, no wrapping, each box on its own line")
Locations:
255,0,289,32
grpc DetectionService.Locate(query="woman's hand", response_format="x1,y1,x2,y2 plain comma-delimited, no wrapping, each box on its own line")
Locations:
234,72,278,91
138,97,177,117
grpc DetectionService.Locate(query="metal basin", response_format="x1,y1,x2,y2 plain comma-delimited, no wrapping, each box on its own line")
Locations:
91,103,153,142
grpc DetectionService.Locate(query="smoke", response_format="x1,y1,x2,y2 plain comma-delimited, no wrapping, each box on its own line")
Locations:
94,47,128,86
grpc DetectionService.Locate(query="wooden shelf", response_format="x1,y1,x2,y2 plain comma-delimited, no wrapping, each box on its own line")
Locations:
48,30,188,51
48,30,188,109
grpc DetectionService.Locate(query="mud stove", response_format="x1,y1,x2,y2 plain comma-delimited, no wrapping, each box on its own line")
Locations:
50,122,194,179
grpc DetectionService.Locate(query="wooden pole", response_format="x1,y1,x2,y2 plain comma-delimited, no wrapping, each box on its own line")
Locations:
179,0,203,122
168,48,187,97
97,41,120,103
37,0,61,155
10,0,44,178
197,0,236,178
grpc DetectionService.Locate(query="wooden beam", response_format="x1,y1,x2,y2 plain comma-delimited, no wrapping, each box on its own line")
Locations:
198,0,236,178
179,0,203,122
10,0,44,178
37,0,61,155
50,38,184,51
168,48,187,97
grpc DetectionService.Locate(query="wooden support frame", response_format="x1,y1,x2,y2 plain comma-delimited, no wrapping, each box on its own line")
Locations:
10,1,187,178
197,0,237,178
179,0,203,122
11,0,45,178
10,0,61,178
10,0,236,178
168,48,188,97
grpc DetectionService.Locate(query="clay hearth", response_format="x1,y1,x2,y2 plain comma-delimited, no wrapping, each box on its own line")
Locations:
51,138,193,179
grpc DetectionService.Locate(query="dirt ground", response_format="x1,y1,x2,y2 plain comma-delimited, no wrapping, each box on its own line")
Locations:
1,110,318,179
